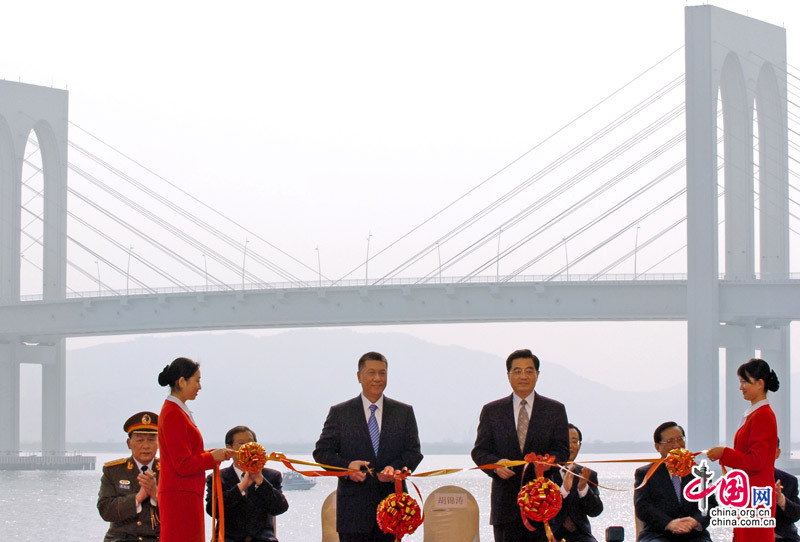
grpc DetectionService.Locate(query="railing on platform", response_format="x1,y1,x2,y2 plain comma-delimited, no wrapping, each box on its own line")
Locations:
0,451,96,470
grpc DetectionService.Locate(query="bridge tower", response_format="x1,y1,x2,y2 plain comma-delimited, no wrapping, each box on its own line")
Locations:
685,7,791,455
0,81,68,454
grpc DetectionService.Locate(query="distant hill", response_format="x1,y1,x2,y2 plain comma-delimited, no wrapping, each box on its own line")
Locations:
17,329,797,451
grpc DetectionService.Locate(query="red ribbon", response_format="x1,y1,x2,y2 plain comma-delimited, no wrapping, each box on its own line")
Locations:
517,454,561,540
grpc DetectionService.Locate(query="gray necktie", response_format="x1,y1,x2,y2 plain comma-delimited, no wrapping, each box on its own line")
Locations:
672,474,682,501
517,399,529,453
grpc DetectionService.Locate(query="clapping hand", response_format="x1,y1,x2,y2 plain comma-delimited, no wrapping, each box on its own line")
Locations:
136,470,158,503
775,479,786,509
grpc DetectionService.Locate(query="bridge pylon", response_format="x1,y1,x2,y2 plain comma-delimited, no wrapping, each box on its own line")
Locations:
685,6,792,464
0,81,68,454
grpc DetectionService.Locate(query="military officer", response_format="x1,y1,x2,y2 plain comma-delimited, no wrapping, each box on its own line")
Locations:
97,411,160,542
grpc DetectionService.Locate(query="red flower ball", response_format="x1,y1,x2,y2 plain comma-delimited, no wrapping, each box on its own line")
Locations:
376,492,423,539
665,448,695,478
518,477,562,522
237,442,267,473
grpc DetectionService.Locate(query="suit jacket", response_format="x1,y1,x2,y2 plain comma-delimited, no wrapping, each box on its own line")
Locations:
776,468,800,541
550,465,603,542
634,463,712,542
205,465,289,542
313,395,423,534
97,456,160,541
471,392,570,526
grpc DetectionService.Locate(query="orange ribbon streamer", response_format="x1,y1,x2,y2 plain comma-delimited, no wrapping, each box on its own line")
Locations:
247,448,709,494
265,452,366,477
210,463,225,542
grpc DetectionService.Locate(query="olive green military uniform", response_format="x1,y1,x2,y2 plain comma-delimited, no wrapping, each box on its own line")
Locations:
97,456,160,541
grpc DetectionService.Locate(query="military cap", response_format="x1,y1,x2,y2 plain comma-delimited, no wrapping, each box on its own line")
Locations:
124,411,158,435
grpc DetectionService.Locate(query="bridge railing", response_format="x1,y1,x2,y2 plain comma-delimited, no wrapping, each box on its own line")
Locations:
15,272,800,303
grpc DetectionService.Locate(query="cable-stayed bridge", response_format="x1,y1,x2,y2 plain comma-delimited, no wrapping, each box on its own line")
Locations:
0,6,797,468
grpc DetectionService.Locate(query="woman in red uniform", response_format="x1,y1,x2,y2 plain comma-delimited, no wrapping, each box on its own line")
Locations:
707,358,780,542
157,357,233,542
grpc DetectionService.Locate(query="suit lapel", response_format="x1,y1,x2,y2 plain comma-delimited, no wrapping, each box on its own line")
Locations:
221,465,238,486
501,394,522,455
653,464,682,506
377,397,396,458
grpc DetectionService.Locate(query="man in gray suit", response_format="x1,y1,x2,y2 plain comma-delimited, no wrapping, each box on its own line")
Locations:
634,421,712,542
314,351,423,542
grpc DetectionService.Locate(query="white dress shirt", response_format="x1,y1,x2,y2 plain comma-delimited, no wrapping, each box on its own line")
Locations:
512,391,535,431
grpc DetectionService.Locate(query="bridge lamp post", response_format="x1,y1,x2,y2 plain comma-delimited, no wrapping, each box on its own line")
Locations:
497,228,502,281
242,239,249,289
634,224,640,278
315,245,322,287
365,232,372,284
563,237,569,280
126,245,133,295
95,260,101,296
202,253,208,290
437,241,442,283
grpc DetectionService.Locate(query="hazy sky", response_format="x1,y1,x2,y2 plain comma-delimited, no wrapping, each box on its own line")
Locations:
4,1,800,393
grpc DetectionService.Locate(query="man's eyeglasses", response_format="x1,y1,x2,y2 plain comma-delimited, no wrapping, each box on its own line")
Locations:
508,368,537,377
659,436,686,445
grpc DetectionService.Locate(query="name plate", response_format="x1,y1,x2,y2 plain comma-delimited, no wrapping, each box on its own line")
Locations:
433,493,468,509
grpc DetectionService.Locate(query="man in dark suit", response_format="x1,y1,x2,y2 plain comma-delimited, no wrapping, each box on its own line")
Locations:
634,421,712,542
97,411,161,542
471,348,570,541
313,351,423,542
775,441,800,541
205,425,288,542
550,423,603,542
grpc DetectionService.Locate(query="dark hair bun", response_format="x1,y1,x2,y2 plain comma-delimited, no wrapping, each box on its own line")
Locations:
158,357,200,390
767,370,780,392
737,358,780,394
157,364,173,387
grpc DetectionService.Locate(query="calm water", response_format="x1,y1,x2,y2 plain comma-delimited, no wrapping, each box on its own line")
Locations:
0,452,736,541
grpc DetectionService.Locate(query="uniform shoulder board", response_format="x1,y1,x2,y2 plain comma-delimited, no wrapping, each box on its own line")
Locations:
103,457,128,468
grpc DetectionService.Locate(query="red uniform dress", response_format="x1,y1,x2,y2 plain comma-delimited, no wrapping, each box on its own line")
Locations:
720,402,778,542
157,398,216,542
